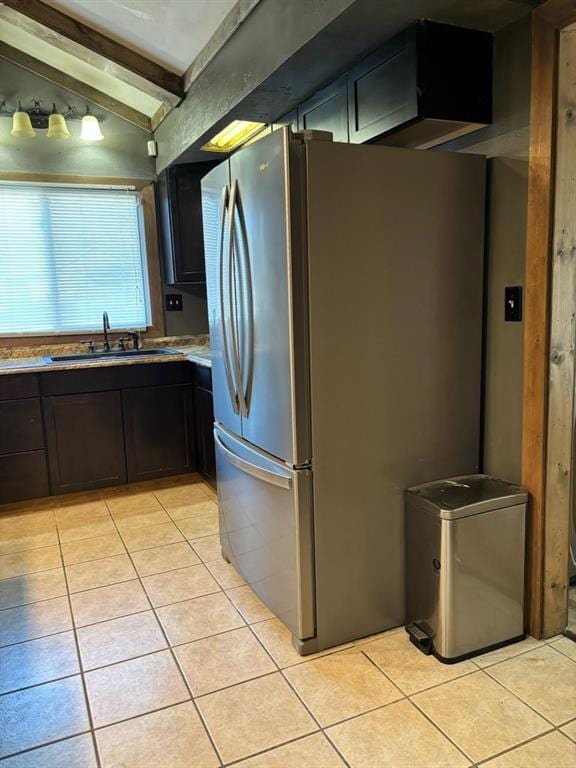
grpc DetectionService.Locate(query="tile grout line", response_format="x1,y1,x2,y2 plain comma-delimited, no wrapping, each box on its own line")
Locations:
53,515,103,768
473,726,560,766
408,695,478,765
183,557,355,768
0,730,94,763
101,493,226,768
481,663,562,728
243,624,354,767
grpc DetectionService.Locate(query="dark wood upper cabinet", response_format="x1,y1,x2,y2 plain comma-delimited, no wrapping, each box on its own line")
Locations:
156,161,216,285
43,391,127,495
347,21,492,147
123,383,196,483
298,75,349,143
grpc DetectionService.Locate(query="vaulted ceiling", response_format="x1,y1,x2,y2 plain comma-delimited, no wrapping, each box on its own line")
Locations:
0,0,260,130
41,0,239,74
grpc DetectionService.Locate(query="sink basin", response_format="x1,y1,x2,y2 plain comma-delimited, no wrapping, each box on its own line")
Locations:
44,348,179,363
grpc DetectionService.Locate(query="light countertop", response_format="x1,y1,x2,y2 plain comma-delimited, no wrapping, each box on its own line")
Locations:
0,341,212,376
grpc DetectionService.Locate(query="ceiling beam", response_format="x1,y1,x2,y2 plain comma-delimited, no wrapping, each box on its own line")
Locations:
183,0,262,92
0,40,152,130
0,0,184,105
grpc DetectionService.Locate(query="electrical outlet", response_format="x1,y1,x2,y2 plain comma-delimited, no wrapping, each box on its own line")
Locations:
165,294,183,312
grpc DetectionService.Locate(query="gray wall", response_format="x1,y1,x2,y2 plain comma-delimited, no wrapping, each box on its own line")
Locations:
0,59,210,336
442,16,531,483
0,59,155,179
163,284,209,336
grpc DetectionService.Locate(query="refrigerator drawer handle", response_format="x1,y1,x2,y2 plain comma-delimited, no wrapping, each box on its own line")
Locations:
214,432,292,490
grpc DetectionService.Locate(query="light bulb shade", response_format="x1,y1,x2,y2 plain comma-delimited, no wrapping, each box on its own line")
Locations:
47,112,71,139
11,111,36,138
80,114,103,141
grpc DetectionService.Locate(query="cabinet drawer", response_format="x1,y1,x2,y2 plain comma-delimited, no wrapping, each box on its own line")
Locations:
41,362,193,396
0,451,49,504
0,399,44,455
0,374,39,401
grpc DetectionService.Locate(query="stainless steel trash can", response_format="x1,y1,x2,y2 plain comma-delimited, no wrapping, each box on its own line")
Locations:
405,474,528,663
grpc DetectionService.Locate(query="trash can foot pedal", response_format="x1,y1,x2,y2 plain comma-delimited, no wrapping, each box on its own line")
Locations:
407,624,433,655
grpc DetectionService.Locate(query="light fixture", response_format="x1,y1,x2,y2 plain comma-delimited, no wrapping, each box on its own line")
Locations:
0,99,104,141
201,120,268,153
80,108,104,141
10,103,36,138
47,104,71,140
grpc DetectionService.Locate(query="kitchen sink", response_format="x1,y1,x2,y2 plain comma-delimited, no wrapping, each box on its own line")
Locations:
44,348,179,363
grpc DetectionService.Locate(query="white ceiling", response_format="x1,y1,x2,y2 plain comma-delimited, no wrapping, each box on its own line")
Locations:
43,0,240,74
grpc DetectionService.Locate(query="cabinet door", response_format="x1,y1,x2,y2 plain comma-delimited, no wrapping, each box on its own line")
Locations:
194,385,216,482
44,391,126,494
298,75,349,142
123,384,195,482
0,451,49,504
347,27,417,144
157,162,216,285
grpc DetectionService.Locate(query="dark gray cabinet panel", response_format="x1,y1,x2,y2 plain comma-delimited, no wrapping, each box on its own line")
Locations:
193,378,215,483
348,28,417,144
156,162,216,285
298,75,349,143
123,384,195,482
44,391,126,494
0,399,44,455
0,451,49,504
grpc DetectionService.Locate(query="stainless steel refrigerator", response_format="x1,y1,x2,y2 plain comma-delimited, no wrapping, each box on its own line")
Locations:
202,127,486,654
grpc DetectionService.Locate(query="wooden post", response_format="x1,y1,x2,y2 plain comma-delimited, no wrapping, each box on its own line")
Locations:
522,0,576,638
543,23,576,636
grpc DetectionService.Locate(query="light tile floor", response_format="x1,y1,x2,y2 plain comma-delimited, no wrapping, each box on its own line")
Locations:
0,475,575,767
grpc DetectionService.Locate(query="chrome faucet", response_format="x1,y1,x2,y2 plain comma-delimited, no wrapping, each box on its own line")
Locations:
102,311,111,351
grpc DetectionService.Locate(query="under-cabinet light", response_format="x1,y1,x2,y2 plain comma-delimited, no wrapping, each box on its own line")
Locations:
201,120,268,153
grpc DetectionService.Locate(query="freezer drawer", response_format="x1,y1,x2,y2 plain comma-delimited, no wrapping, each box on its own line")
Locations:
214,425,315,640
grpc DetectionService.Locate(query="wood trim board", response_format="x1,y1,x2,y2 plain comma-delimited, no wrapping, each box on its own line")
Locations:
0,40,151,130
522,0,576,638
0,0,183,105
542,22,576,636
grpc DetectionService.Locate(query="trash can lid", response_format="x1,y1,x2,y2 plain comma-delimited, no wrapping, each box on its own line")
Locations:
405,474,528,519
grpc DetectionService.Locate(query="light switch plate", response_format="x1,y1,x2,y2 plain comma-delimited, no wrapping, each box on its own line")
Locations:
165,294,183,312
505,286,522,322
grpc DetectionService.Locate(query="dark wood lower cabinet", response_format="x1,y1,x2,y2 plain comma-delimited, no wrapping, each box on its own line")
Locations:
0,363,215,505
43,391,127,494
123,384,195,482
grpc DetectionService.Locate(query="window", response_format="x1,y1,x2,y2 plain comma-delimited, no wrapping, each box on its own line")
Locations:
0,183,151,336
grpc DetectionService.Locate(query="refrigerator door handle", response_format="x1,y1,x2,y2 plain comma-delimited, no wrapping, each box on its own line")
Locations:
227,180,245,415
214,430,292,490
231,179,254,418
218,184,239,414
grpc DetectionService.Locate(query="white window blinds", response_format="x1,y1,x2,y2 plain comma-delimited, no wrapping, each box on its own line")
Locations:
0,183,151,336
